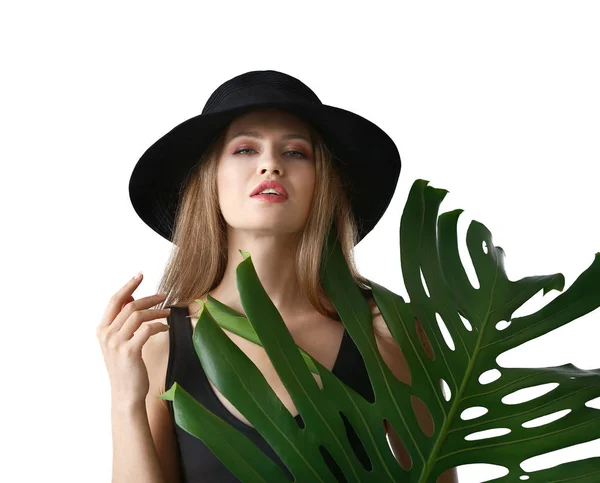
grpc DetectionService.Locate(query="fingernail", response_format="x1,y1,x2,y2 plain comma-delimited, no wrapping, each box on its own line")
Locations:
133,272,142,280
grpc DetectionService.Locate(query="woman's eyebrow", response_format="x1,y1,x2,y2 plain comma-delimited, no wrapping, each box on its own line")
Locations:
227,131,311,144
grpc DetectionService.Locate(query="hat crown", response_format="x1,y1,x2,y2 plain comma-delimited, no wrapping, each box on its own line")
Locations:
202,70,322,115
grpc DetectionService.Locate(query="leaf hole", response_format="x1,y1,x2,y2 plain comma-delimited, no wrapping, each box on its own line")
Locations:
479,369,501,385
585,396,600,409
464,427,511,441
295,413,305,429
457,310,472,331
420,267,431,298
460,406,488,420
521,437,600,474
435,312,455,351
440,379,452,401
415,316,435,360
318,444,347,482
411,395,434,436
339,411,372,471
457,215,480,290
379,337,411,386
495,320,511,331
502,382,559,405
522,409,571,428
383,418,412,470
436,468,460,482
520,476,530,480
451,463,508,480
482,240,488,254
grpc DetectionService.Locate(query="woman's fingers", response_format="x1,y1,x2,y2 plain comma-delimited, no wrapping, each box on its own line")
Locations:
97,272,144,332
115,302,171,341
121,295,134,310
96,274,171,406
109,293,168,334
129,320,171,353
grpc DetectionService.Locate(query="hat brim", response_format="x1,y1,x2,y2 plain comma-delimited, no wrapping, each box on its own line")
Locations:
128,100,401,245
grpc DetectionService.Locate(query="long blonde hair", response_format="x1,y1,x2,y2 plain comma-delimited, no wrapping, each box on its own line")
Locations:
155,114,374,321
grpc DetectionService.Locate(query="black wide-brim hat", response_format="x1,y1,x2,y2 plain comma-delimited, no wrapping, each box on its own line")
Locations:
129,70,401,245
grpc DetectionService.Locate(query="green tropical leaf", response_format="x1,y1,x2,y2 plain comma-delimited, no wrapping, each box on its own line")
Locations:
158,383,289,482
160,178,600,482
198,294,319,375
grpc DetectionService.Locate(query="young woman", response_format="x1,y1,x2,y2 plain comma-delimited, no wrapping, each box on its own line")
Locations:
97,70,458,482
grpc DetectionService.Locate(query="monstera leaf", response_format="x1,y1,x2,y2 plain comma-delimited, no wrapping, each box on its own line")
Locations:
160,179,600,482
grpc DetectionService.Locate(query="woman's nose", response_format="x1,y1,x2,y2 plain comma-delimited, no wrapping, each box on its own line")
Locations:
257,149,283,174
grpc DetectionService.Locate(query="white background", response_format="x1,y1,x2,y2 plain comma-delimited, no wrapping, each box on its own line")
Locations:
1,1,599,482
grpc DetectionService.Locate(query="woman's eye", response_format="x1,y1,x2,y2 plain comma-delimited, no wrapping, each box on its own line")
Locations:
285,150,307,158
233,148,307,158
234,148,255,155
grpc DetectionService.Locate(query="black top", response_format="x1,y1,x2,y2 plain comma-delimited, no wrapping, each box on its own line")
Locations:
165,289,375,482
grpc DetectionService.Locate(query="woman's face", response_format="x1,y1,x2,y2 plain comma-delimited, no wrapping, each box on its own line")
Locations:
217,108,316,238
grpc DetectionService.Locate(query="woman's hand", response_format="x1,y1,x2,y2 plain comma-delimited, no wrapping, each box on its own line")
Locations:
96,273,171,407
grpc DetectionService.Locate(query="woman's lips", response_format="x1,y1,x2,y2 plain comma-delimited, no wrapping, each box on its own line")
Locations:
250,193,288,203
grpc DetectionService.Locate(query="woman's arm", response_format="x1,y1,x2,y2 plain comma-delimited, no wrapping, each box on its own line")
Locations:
111,401,168,483
111,325,181,483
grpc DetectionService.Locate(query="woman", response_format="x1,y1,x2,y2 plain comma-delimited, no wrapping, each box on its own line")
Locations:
97,70,458,482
